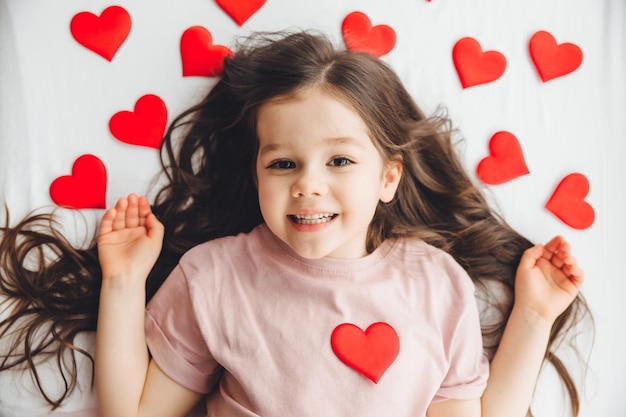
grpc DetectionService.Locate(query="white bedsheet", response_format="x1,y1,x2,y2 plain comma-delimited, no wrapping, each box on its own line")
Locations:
1,0,624,415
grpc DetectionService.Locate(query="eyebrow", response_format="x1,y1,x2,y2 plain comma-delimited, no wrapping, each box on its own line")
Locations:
258,136,365,156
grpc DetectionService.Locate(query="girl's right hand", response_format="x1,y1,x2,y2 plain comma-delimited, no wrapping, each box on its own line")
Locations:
97,194,164,284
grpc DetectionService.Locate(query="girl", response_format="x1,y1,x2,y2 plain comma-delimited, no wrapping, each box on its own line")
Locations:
95,31,586,417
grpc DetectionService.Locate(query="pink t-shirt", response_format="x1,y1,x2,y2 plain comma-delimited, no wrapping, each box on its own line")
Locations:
145,224,488,416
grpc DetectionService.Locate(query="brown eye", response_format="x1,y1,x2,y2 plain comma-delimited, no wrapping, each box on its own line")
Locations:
268,160,296,169
328,157,353,167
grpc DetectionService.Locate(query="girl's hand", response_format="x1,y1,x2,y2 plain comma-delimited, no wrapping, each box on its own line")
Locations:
514,236,584,325
97,194,164,284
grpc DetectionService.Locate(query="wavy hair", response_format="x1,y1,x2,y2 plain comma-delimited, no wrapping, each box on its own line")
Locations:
1,30,590,414
0,210,100,409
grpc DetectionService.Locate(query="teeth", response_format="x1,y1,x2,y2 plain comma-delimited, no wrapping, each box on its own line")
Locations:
291,213,336,224
294,213,334,220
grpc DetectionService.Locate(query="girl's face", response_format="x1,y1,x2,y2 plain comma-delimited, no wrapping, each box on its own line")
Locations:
255,88,401,259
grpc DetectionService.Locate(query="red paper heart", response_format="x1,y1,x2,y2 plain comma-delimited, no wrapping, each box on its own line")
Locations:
529,31,583,82
109,94,167,149
49,155,107,209
545,173,595,230
342,11,396,58
216,0,266,26
180,26,233,77
331,322,399,383
70,5,131,61
452,37,506,88
477,131,530,185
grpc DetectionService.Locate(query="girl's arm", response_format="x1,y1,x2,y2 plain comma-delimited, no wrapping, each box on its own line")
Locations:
427,236,584,417
481,236,584,417
96,194,202,417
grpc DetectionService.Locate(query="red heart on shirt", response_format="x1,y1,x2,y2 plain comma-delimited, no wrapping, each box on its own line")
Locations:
529,31,583,82
49,154,107,209
109,94,167,149
452,37,506,88
342,11,396,58
545,173,595,230
180,26,233,77
476,131,530,185
216,0,266,26
70,5,131,61
331,322,399,383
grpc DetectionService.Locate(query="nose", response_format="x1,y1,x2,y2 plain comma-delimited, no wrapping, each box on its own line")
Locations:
291,169,328,198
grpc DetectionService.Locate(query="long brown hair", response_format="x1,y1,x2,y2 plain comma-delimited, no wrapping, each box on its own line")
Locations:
1,30,590,414
0,210,100,409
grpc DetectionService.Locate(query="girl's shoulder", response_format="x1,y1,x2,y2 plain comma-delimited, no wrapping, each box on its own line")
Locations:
177,224,277,278
389,236,473,286
392,235,459,264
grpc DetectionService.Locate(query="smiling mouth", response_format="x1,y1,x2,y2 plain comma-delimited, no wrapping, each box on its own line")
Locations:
288,213,338,225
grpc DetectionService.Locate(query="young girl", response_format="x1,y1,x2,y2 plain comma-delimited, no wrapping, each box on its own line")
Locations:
95,31,586,417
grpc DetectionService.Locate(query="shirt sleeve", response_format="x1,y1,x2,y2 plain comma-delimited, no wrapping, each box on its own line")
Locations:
145,264,222,394
432,260,490,403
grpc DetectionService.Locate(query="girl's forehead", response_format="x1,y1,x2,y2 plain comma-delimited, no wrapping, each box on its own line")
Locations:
257,87,370,140
257,88,366,131
262,85,355,111
254,88,392,163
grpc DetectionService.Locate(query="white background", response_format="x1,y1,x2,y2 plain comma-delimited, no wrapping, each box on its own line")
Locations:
1,0,624,416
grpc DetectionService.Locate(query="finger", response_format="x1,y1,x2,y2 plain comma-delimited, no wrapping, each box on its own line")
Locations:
561,253,577,268
112,198,128,231
543,235,564,254
544,237,571,269
137,196,152,227
550,253,566,270
125,194,140,228
553,239,571,259
145,213,165,241
98,208,117,236
563,263,585,287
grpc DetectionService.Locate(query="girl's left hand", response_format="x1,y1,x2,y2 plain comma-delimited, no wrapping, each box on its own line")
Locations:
514,235,584,324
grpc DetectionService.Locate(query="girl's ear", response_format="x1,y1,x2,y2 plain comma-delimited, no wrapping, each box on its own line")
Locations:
380,160,402,203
